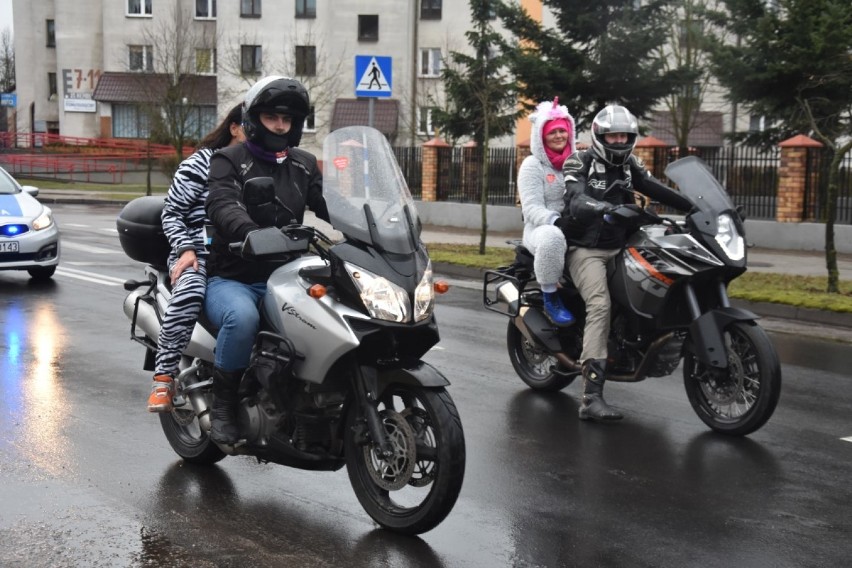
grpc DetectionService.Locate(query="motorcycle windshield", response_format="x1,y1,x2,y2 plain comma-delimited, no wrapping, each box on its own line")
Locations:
664,156,736,214
322,126,421,255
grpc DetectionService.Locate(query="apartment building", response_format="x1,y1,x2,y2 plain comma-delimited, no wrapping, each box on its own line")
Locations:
12,0,533,154
10,0,743,154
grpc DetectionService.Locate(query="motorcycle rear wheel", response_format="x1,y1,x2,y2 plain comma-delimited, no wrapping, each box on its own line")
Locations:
506,321,577,391
683,321,781,436
160,408,226,465
345,385,465,535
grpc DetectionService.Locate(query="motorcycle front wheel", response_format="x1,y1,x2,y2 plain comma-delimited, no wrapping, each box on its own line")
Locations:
683,321,782,436
506,321,578,391
345,385,465,535
160,407,226,465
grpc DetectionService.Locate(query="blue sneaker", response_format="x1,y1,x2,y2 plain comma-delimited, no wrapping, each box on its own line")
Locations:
543,292,575,326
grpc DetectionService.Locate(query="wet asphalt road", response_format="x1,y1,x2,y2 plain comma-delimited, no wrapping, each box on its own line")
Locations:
0,203,851,567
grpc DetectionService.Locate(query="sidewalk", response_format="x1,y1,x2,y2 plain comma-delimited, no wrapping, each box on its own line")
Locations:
39,188,852,340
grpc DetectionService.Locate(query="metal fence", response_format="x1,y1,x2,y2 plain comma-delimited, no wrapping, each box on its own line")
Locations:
804,148,852,224
392,146,422,199
426,145,518,205
649,146,780,220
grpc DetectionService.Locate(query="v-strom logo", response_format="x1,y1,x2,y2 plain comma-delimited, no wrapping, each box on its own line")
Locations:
281,302,316,329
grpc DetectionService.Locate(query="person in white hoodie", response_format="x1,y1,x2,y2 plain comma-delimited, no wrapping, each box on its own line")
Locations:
517,98,577,325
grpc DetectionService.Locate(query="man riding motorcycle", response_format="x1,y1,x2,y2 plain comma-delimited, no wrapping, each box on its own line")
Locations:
559,104,693,421
204,76,329,444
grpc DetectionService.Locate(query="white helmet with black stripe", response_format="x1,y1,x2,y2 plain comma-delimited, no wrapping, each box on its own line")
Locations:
590,105,639,166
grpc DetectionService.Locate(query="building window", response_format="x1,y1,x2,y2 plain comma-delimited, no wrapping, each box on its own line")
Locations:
419,48,441,77
195,0,216,19
418,107,436,136
358,15,379,42
241,45,262,75
304,106,316,132
46,20,56,48
48,73,57,99
127,0,153,17
749,115,772,133
678,19,703,49
113,104,151,138
421,0,441,20
241,0,261,17
196,48,216,74
295,46,316,76
129,45,154,72
185,106,218,140
295,0,316,18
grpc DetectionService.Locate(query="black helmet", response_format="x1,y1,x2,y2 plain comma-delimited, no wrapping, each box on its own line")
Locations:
590,105,639,166
242,76,310,150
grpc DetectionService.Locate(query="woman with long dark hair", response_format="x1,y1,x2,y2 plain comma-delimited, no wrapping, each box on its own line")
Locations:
147,104,245,412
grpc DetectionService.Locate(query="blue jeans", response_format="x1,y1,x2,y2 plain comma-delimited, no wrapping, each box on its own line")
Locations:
205,276,267,371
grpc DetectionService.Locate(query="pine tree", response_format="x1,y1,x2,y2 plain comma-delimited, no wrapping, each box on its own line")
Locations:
712,0,852,292
431,0,520,254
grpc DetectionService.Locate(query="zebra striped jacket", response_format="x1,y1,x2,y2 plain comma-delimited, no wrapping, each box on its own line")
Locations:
161,147,214,261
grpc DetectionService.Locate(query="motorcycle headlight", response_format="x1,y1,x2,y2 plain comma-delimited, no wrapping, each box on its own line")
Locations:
32,210,54,231
715,213,744,261
413,261,435,322
344,262,411,323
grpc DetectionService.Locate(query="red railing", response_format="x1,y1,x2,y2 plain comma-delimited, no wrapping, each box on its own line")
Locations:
0,132,194,183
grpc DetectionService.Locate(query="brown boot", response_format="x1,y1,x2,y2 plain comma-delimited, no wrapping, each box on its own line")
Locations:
578,359,623,421
147,375,174,413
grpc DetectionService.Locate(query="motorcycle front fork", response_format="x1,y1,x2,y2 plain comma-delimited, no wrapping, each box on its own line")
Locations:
683,281,731,319
352,366,395,459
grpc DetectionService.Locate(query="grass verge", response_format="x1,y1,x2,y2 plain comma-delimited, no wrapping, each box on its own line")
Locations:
426,243,852,314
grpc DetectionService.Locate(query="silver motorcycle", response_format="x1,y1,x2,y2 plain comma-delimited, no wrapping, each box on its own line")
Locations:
119,126,465,535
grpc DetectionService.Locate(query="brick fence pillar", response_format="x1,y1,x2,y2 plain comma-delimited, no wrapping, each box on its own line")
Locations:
777,134,822,222
421,136,449,202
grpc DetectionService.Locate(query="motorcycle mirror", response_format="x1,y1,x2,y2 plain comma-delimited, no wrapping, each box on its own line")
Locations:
243,177,276,206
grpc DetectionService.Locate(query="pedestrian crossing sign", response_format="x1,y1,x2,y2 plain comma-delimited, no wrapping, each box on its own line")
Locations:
355,55,392,98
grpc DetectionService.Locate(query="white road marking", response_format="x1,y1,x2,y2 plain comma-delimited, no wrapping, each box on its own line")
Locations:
102,228,119,233
62,223,90,228
56,266,125,286
61,240,119,254
841,437,852,443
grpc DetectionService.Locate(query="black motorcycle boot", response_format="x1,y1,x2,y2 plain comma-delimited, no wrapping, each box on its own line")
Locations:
578,359,624,421
209,368,244,445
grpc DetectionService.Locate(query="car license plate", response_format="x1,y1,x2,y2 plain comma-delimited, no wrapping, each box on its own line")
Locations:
0,241,19,253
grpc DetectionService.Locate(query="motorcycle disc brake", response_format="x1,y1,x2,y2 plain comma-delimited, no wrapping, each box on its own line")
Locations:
401,407,435,488
362,409,416,491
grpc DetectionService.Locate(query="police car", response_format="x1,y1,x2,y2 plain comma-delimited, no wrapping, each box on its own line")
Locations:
0,166,60,280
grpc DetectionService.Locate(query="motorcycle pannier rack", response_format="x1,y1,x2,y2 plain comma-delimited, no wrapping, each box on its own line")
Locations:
483,268,523,318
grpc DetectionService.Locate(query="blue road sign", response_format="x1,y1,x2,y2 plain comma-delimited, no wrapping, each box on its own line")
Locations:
355,56,392,98
0,93,16,107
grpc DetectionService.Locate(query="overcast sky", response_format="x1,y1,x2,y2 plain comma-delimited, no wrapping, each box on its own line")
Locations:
1,0,12,35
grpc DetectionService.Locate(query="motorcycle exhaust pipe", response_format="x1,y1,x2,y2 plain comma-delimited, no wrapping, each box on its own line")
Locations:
123,290,162,340
607,332,677,383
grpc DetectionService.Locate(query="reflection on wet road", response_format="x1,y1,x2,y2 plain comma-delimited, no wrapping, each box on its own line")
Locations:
1,296,72,478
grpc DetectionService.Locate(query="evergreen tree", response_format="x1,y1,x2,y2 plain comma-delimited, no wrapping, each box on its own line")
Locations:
711,0,852,292
431,0,520,254
496,0,678,130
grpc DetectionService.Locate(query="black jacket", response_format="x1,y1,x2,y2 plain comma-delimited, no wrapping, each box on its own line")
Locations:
205,143,329,283
561,150,693,249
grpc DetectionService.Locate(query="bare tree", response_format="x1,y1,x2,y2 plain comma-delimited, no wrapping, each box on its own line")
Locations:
132,2,218,160
654,0,728,153
218,25,345,136
0,27,14,93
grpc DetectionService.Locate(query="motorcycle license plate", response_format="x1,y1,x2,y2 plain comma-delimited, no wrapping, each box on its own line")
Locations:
0,241,19,253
